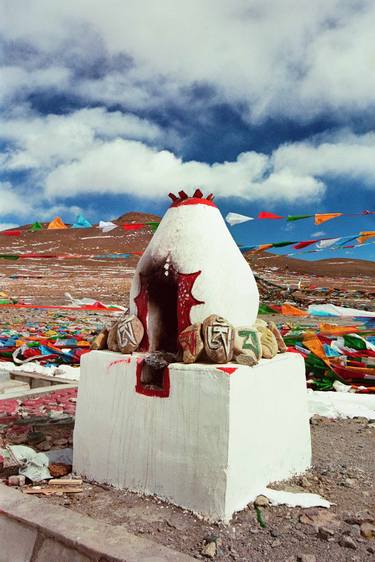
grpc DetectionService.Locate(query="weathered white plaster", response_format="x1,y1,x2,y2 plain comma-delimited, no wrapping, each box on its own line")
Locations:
74,351,311,521
129,202,259,349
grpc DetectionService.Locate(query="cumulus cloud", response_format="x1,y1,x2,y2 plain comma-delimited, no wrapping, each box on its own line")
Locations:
1,0,375,121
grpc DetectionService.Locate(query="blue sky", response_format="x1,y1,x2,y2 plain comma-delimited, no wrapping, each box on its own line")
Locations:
0,0,374,260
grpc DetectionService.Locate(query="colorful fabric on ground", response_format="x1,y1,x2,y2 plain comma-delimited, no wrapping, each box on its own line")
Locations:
281,303,308,317
314,213,343,225
48,217,68,229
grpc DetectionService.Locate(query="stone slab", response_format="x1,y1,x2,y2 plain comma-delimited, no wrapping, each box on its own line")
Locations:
0,515,37,562
0,484,195,562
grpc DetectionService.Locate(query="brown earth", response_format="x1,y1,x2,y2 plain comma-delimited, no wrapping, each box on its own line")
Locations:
35,416,375,562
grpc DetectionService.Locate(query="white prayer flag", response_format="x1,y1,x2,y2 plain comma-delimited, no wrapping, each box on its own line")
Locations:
98,221,118,233
225,212,254,226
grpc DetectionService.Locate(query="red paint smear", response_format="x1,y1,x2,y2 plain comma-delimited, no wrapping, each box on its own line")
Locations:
134,275,149,351
170,197,217,208
216,367,238,375
177,270,204,334
135,359,170,398
108,357,132,369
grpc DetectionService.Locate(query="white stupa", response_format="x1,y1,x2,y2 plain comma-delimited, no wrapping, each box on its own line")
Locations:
129,189,259,353
74,190,311,522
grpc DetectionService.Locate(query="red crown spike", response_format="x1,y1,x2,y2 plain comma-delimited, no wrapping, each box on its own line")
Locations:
168,192,178,202
206,193,214,201
178,190,188,200
193,188,203,198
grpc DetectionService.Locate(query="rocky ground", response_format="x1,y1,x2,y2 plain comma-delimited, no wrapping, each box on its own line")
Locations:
38,416,375,562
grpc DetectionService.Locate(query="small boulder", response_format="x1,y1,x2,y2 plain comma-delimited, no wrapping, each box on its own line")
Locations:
90,328,108,350
257,325,279,359
202,315,234,363
107,322,119,352
178,323,204,363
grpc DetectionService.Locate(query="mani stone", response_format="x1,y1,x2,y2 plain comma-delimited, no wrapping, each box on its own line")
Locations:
178,323,204,363
257,325,279,359
116,314,144,354
267,320,287,353
234,326,261,366
202,315,234,364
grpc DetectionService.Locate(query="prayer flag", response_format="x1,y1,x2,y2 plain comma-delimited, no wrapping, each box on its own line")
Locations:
30,222,42,232
73,214,92,228
255,243,273,252
258,212,284,219
225,212,254,225
1,230,21,236
98,221,117,233
271,241,296,248
122,223,144,231
314,212,343,225
48,217,67,229
357,231,375,244
145,222,160,232
287,215,313,222
316,238,341,249
293,240,318,249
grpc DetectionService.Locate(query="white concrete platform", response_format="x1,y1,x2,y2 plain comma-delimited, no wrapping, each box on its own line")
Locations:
73,351,311,521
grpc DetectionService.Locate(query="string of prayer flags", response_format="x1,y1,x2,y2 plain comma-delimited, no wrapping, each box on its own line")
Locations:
122,223,145,231
293,240,318,249
48,217,68,230
30,222,42,232
287,214,313,222
258,211,283,219
225,212,254,226
98,221,117,233
357,231,375,244
255,243,274,253
146,222,160,232
73,214,92,228
314,212,343,225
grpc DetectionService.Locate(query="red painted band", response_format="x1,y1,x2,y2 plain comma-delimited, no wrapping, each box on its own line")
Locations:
170,198,217,208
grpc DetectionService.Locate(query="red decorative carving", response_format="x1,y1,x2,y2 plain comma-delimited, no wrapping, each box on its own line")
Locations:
177,270,204,334
216,367,238,376
135,359,170,398
134,275,149,351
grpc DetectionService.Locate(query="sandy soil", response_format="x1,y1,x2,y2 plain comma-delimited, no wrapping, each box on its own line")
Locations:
37,417,375,562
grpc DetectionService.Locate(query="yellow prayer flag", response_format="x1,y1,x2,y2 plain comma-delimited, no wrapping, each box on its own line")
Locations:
48,217,68,230
357,231,375,244
314,213,343,225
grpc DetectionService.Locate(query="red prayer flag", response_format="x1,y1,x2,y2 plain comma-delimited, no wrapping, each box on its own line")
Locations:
122,223,144,231
258,212,284,219
2,230,21,236
293,240,318,250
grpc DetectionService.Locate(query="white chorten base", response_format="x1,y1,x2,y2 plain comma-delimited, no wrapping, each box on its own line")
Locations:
73,351,311,521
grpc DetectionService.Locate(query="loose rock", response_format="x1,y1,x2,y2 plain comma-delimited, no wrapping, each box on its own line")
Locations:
202,315,234,363
254,495,269,507
297,555,316,562
90,328,108,350
339,535,357,549
178,323,204,363
202,541,217,558
257,325,278,359
267,320,287,352
107,323,119,352
360,522,375,540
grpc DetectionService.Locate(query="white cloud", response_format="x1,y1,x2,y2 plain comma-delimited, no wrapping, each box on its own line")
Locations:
0,222,18,231
0,107,169,170
312,230,326,237
1,0,375,120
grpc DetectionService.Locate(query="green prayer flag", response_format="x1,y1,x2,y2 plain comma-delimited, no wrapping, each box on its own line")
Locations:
0,255,19,260
287,215,313,222
343,334,367,350
30,222,42,232
258,303,278,314
146,222,160,232
272,241,296,248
